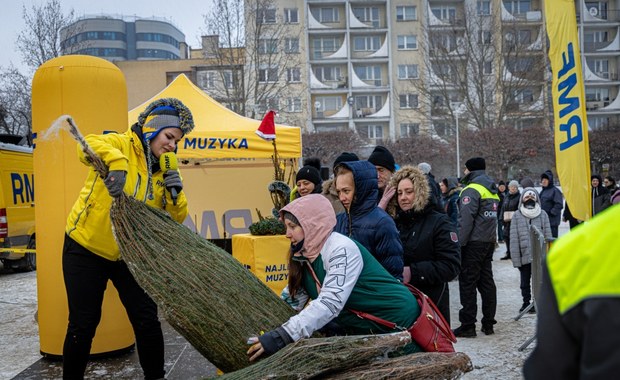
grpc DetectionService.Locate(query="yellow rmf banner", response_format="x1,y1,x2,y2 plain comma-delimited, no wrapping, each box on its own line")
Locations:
544,0,591,221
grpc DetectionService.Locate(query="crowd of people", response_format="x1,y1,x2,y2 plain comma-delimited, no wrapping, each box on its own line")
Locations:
68,100,620,378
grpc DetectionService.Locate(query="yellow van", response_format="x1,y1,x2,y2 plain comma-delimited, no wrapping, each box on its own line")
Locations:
0,142,36,271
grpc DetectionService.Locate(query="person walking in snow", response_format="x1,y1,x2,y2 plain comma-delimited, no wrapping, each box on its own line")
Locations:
510,188,552,314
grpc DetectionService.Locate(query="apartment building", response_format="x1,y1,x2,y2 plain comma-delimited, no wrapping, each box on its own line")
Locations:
578,0,620,129
60,15,187,62
247,0,552,143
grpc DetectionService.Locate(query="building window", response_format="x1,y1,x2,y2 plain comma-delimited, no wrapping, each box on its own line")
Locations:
258,39,278,54
137,33,180,48
355,95,383,111
311,7,339,23
584,30,609,44
433,121,452,136
223,70,234,89
353,36,381,51
352,7,380,27
514,89,534,103
257,8,277,24
258,97,280,114
284,38,299,53
399,94,419,109
397,35,417,50
400,123,420,137
286,97,302,112
198,71,217,89
313,37,340,58
284,8,299,23
503,0,531,15
431,6,456,20
314,96,343,116
354,65,382,86
286,67,301,83
363,125,383,139
586,87,610,101
477,0,491,15
396,6,417,21
258,67,278,83
483,60,493,74
398,64,418,79
314,66,343,81
479,30,492,45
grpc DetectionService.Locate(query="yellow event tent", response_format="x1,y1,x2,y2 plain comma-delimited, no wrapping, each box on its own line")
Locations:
127,75,302,240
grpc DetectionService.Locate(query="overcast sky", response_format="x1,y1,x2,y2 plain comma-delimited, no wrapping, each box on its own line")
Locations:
1,0,213,72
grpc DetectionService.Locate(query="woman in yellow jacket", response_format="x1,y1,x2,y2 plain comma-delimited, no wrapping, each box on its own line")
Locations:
62,98,194,380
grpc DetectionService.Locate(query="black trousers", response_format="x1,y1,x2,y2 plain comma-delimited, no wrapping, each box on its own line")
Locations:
458,241,497,327
504,222,512,257
550,224,559,239
519,263,532,304
62,234,164,380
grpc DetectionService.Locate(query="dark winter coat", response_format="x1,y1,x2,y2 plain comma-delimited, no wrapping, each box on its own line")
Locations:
457,170,500,245
334,161,404,279
441,177,460,228
502,190,521,216
388,166,461,323
539,170,563,227
591,174,611,215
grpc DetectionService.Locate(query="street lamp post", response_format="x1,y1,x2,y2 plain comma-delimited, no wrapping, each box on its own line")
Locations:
455,114,460,178
452,103,465,178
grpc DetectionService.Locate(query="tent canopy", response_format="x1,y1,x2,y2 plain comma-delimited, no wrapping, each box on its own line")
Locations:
128,74,302,159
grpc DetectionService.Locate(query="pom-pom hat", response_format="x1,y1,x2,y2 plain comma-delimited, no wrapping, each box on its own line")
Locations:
138,98,195,142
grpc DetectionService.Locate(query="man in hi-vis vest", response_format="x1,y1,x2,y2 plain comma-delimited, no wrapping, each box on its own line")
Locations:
453,157,500,338
524,205,620,379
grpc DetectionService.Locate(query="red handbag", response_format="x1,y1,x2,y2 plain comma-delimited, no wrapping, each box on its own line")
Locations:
350,283,456,352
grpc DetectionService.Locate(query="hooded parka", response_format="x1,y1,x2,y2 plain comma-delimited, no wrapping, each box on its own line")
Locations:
334,161,404,279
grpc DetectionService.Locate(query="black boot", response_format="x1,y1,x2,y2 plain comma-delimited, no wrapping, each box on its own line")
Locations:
481,324,495,335
453,325,476,338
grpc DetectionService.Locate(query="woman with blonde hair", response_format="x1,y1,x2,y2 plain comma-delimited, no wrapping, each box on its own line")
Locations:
386,166,461,324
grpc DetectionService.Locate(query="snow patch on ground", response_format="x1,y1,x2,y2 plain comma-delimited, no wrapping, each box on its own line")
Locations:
0,222,569,379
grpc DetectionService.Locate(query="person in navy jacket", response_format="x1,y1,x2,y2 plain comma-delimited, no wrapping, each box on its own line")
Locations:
333,160,404,280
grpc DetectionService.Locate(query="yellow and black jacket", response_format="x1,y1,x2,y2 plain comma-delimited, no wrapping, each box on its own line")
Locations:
524,205,620,379
66,128,188,261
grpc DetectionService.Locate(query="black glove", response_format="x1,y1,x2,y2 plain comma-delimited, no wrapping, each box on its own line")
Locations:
163,170,183,193
258,327,293,356
104,170,126,198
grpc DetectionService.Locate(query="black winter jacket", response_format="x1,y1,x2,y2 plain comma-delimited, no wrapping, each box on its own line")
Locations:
395,204,461,322
539,170,564,227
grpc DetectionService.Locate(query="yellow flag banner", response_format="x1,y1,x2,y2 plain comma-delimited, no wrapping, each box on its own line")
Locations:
544,0,591,221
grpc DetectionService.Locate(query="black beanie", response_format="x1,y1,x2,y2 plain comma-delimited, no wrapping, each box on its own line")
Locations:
465,157,486,171
368,146,396,172
296,166,321,186
333,152,359,169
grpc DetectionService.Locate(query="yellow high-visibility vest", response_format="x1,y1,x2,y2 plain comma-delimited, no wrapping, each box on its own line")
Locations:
547,206,620,314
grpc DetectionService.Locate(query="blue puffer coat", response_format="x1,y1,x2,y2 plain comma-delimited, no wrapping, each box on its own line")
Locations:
334,161,404,279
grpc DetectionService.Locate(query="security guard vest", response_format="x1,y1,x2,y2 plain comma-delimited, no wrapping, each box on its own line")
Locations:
547,206,620,314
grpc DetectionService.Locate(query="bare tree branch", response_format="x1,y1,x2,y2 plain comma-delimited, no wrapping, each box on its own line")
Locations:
16,0,74,70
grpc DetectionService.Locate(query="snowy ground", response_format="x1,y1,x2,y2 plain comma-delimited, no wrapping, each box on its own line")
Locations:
0,222,570,379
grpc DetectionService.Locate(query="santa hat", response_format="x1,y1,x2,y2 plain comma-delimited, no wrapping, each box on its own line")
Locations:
256,110,277,140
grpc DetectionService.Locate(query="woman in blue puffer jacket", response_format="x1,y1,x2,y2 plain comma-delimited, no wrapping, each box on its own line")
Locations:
333,160,404,279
